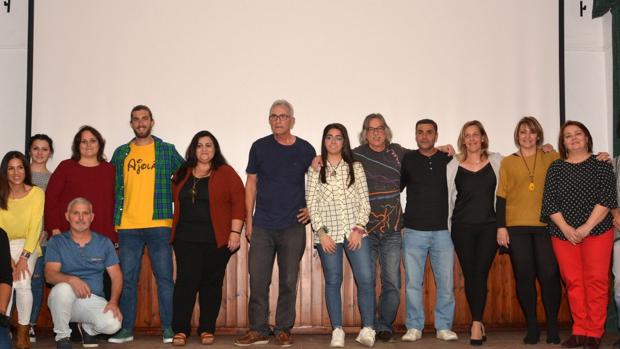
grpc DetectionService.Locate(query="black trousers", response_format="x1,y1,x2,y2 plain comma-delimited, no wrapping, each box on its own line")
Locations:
172,240,231,336
507,227,561,332
451,222,498,321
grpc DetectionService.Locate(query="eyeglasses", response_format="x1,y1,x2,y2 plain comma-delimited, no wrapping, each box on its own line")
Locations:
366,126,386,133
325,135,344,142
269,114,291,121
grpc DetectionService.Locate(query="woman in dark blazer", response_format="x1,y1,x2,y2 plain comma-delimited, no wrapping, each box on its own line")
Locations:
0,228,12,348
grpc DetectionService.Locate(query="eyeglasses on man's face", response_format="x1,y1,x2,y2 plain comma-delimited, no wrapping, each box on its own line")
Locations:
366,125,386,133
269,114,291,121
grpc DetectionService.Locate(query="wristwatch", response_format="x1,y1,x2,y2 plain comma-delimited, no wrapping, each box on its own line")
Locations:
20,251,31,259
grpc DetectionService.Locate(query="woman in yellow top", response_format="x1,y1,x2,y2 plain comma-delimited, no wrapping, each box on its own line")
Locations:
496,117,562,344
0,151,44,349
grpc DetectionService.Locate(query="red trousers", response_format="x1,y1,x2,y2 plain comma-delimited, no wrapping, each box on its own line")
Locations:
551,229,613,338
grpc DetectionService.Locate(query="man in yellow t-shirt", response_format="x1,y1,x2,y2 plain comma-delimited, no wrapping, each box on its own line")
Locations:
108,105,183,344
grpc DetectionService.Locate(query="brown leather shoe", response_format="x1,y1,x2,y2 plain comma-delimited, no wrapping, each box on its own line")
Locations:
234,330,269,347
561,335,586,348
583,337,601,349
15,324,31,349
275,332,292,347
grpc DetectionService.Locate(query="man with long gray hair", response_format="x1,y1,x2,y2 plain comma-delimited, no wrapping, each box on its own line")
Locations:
353,113,408,342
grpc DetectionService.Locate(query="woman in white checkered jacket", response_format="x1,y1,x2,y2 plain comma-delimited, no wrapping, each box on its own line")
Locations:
306,123,374,348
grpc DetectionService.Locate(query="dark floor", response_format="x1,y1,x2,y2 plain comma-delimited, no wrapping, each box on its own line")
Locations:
22,331,620,349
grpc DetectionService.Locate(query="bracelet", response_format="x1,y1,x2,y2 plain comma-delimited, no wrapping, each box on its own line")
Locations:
230,230,241,234
20,251,31,259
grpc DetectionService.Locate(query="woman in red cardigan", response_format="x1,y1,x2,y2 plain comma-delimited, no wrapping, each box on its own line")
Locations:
170,130,245,346
45,126,116,243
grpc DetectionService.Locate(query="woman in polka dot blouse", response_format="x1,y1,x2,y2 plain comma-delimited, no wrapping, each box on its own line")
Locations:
541,121,617,349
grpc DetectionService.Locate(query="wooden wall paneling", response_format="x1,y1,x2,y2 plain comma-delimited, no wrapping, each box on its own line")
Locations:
34,230,576,333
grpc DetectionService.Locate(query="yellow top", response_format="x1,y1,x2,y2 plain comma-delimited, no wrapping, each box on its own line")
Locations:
496,150,560,227
0,186,44,254
117,142,172,229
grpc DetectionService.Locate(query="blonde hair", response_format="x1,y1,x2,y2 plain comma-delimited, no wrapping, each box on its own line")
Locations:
456,120,489,161
513,116,544,148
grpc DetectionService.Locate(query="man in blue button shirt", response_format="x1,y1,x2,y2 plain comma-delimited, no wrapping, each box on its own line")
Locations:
45,197,122,349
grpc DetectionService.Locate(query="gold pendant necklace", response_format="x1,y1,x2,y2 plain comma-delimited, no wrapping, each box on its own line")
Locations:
329,160,342,177
191,167,211,204
519,149,537,191
191,176,202,204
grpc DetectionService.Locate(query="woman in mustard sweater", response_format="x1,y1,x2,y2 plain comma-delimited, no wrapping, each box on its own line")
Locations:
0,151,44,349
495,117,561,344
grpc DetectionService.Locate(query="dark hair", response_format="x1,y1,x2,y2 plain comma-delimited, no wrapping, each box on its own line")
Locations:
0,151,32,210
558,120,593,160
71,126,106,162
320,123,356,187
173,130,228,183
415,119,438,132
28,134,54,155
513,116,544,148
130,105,153,120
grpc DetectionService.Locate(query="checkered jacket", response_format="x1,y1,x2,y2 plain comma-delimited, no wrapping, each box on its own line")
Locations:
111,135,183,226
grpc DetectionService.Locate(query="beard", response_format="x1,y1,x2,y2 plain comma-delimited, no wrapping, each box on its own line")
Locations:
133,126,152,139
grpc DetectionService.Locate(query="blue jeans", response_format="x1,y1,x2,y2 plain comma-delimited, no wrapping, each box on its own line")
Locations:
317,238,375,329
30,246,46,325
0,326,9,348
402,229,455,331
367,230,401,332
118,227,174,331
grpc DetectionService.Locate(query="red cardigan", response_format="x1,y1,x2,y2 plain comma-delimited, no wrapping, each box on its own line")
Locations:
171,164,245,247
45,159,117,242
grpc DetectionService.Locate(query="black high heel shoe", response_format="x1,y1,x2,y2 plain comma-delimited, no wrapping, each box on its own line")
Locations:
470,322,485,346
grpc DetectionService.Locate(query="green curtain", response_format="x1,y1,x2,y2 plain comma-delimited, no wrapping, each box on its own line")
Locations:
592,0,619,154
593,1,619,333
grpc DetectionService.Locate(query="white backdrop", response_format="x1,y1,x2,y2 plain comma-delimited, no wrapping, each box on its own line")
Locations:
564,0,614,152
0,0,28,154
32,0,560,173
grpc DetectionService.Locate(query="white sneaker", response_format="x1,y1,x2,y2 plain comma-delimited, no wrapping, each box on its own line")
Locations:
29,326,36,343
330,328,345,347
436,329,458,341
355,327,376,347
402,328,422,342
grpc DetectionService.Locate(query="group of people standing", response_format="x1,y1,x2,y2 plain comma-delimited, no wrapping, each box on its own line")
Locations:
0,99,618,349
